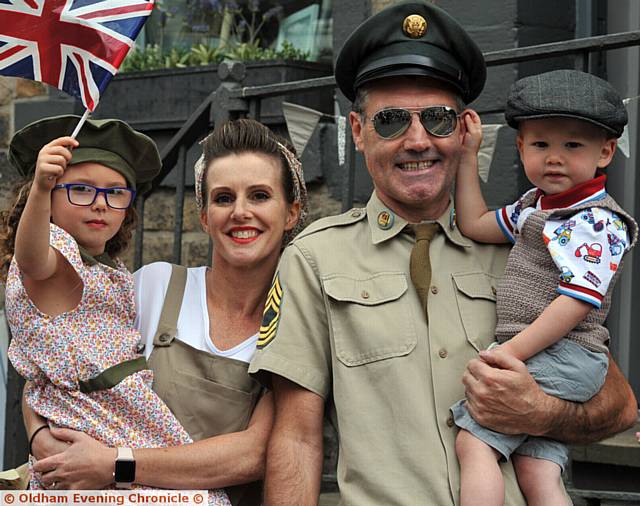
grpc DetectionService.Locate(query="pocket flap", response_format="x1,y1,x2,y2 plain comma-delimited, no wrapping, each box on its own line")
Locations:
323,273,407,306
452,272,498,301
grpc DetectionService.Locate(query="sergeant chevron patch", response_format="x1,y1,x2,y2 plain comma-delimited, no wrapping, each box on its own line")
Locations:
257,273,283,348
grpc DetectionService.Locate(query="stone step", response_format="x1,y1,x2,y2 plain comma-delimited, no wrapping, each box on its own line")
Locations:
568,417,640,497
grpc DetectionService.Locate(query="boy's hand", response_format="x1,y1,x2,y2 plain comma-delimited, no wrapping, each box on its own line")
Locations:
461,109,483,156
34,137,79,193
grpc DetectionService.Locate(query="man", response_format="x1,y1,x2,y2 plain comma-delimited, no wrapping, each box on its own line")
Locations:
249,2,637,505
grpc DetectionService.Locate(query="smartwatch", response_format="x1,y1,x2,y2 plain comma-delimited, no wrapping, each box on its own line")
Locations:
114,447,135,488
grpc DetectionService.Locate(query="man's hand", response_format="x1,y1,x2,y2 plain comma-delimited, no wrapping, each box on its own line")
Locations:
32,427,116,490
464,348,637,444
463,347,554,436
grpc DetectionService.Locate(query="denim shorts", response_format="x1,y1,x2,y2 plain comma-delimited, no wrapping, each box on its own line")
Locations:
451,338,608,470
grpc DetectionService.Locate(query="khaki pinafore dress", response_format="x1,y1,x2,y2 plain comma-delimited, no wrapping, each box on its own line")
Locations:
147,265,263,506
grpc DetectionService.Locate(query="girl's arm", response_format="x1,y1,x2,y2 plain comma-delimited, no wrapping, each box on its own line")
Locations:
499,294,592,362
23,383,69,460
32,392,274,490
14,137,78,280
456,111,509,243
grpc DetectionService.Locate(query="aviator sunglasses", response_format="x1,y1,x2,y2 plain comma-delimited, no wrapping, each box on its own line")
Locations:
370,105,460,139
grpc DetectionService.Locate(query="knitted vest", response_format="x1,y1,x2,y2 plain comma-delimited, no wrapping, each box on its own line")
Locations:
495,192,638,353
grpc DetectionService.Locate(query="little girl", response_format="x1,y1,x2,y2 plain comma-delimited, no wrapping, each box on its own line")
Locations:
0,115,229,504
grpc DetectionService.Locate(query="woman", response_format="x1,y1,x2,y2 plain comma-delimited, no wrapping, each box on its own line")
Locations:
22,119,308,505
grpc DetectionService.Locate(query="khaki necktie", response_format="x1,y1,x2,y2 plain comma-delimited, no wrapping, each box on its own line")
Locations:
409,223,439,318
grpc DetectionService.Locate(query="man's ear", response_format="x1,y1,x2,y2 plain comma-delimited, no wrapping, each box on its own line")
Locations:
349,111,365,152
457,109,469,143
597,138,617,168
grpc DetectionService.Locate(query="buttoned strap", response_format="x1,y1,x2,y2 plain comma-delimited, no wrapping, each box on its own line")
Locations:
153,264,188,347
78,356,148,393
409,223,439,320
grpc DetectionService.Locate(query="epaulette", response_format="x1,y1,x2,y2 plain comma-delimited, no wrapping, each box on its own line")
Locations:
295,207,367,241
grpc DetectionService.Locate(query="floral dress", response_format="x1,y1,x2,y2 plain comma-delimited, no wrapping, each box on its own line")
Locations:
6,224,230,504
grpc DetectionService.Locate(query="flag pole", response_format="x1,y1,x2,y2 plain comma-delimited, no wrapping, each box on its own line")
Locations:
70,109,91,139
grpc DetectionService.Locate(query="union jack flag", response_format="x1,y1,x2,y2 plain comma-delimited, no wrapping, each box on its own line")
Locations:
0,0,154,111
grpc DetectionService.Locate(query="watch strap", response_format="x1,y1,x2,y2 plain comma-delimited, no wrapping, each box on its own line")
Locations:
114,447,135,488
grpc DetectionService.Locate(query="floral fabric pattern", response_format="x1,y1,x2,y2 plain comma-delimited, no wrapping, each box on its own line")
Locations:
6,224,230,505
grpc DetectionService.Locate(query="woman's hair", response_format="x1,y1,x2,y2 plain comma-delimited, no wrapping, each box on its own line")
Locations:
199,119,297,208
0,177,138,281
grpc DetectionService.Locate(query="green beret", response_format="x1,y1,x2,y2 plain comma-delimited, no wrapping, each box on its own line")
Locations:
9,115,161,195
335,1,486,104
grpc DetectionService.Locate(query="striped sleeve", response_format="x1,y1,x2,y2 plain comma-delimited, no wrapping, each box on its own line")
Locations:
495,198,523,244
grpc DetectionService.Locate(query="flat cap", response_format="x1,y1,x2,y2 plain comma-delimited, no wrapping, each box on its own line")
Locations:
334,1,486,104
9,115,161,194
505,69,628,137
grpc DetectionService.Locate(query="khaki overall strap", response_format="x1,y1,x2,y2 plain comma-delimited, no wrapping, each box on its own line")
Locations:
153,264,188,347
78,356,148,393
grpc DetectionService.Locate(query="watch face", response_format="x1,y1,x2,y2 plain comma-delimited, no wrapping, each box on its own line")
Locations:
115,459,135,483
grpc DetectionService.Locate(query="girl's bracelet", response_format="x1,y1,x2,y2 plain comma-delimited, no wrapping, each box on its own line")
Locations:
28,425,49,456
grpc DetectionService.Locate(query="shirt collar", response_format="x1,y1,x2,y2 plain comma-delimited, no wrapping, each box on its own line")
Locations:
538,174,607,210
366,192,471,248
78,245,118,269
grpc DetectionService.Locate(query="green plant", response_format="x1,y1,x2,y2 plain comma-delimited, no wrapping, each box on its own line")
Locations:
120,38,309,73
189,44,225,66
275,40,309,61
120,45,166,72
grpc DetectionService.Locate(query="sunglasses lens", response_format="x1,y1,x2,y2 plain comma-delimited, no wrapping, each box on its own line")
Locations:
373,109,412,139
421,107,457,137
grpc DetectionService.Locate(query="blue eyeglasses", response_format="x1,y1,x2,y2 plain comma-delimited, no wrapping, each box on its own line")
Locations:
53,183,136,210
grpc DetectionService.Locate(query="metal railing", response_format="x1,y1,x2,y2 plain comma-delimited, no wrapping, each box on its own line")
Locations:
134,30,640,269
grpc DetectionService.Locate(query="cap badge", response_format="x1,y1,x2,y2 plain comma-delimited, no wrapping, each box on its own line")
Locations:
377,211,394,230
403,14,427,39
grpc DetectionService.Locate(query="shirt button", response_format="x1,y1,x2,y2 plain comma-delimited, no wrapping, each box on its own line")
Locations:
361,290,370,299
438,348,448,359
352,210,362,218
446,416,454,428
430,286,438,295
158,333,170,343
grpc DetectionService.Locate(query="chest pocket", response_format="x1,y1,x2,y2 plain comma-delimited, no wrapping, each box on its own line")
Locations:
323,273,417,367
452,272,499,352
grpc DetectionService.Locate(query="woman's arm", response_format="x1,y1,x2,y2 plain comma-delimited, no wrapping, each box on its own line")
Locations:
33,392,274,490
464,349,637,444
135,391,274,489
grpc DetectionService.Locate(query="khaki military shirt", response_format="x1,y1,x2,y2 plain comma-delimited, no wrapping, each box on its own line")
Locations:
249,193,526,506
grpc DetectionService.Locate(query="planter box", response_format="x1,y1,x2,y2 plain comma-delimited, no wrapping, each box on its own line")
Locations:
94,60,334,129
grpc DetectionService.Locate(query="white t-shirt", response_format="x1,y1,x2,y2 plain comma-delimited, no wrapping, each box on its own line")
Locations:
133,262,259,363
